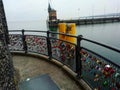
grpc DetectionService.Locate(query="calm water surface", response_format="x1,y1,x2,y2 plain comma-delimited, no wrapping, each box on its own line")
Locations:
76,23,120,49
76,23,120,65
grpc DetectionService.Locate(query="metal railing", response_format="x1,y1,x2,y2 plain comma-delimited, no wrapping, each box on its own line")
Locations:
8,30,120,90
80,37,120,90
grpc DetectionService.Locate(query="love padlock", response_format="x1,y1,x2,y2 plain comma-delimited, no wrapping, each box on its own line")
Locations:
103,81,108,86
115,73,120,78
116,82,120,88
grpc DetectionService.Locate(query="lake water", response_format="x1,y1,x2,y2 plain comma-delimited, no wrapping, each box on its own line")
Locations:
76,23,120,49
76,23,120,65
8,21,120,65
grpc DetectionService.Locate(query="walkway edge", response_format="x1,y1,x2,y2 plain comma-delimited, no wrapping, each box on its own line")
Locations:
11,51,92,90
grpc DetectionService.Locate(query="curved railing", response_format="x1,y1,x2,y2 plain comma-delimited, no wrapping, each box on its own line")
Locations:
9,30,120,90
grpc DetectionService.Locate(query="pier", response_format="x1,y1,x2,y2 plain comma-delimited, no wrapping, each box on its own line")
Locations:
59,14,120,25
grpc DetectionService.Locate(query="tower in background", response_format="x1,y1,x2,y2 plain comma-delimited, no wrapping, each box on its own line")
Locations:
47,3,58,34
48,3,57,21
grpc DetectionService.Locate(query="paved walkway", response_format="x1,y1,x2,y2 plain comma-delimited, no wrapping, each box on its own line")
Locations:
12,54,82,90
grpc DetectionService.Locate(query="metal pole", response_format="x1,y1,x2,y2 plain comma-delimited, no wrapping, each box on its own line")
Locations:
47,31,52,60
76,35,82,78
22,29,27,53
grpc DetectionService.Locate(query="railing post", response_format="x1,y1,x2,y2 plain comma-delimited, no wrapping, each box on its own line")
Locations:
76,35,82,78
22,29,27,53
47,31,52,60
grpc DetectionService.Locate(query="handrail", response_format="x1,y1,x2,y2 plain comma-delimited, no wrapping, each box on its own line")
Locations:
9,30,47,33
82,37,120,53
8,30,120,90
49,37,76,46
49,31,77,38
9,30,77,38
25,30,47,33
82,47,120,68
8,30,120,66
9,30,23,32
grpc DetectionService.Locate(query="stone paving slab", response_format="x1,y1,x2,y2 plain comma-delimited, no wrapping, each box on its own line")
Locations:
19,74,60,90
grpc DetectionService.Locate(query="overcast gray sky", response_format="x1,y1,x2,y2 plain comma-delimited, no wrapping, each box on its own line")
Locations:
3,0,120,21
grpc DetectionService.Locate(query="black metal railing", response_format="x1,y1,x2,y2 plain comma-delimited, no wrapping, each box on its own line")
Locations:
8,30,120,90
80,37,120,90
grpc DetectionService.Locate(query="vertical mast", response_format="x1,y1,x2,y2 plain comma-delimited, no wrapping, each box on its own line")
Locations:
0,0,16,89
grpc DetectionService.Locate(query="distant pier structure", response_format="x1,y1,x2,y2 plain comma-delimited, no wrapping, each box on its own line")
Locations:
47,2,120,26
59,14,120,25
